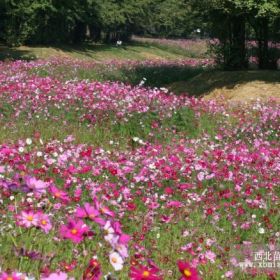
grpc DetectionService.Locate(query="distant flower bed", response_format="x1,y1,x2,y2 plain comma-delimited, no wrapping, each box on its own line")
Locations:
0,59,215,125
133,36,208,58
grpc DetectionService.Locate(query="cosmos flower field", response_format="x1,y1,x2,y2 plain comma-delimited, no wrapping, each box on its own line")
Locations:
0,59,279,280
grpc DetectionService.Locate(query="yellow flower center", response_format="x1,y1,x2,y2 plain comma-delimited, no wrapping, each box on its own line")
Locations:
184,269,192,277
89,213,96,218
142,270,150,277
55,192,61,197
111,257,117,263
41,220,47,225
27,215,33,221
71,229,78,235
7,277,13,280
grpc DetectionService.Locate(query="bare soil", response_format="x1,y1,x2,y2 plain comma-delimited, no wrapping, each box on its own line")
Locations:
168,71,280,103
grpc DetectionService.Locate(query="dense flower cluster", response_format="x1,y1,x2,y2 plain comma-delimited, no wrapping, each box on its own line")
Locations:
0,59,216,125
0,57,214,77
0,58,279,279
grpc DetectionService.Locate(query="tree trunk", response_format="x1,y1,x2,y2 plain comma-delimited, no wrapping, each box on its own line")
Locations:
257,18,271,69
228,15,247,69
89,25,101,42
73,21,86,44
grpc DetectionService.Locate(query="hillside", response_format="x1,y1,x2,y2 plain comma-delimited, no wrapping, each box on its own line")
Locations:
168,70,280,102
0,42,196,61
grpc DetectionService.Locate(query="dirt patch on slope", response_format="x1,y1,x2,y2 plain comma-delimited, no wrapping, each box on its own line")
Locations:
204,81,280,102
168,71,280,102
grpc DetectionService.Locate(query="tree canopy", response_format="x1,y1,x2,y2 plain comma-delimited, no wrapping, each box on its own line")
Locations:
0,0,279,69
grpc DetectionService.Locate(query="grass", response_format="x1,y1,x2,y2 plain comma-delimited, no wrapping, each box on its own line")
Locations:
30,62,206,90
74,65,205,88
133,36,209,59
0,41,200,62
0,108,219,147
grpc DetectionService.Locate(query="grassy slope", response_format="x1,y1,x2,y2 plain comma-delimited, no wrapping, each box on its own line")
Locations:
2,41,279,101
0,42,194,61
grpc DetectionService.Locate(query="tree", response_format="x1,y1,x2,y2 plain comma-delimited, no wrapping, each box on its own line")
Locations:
192,0,280,69
237,0,280,69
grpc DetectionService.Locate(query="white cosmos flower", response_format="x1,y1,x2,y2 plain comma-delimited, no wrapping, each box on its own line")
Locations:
109,251,124,271
37,151,43,157
104,221,115,243
26,138,32,145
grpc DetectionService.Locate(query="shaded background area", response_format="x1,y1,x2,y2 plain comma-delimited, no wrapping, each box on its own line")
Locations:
168,71,280,102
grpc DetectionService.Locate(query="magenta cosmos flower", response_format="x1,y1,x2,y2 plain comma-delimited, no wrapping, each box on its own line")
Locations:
60,218,89,243
130,265,162,280
83,258,102,280
177,261,201,280
75,203,105,226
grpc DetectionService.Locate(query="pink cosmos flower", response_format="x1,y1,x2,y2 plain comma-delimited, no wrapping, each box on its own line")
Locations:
197,172,205,181
50,186,70,203
111,221,131,245
94,199,115,217
115,243,129,259
224,271,234,279
37,212,52,233
204,250,216,263
177,260,201,280
24,176,48,195
75,203,105,225
118,233,131,245
0,166,5,173
17,210,39,228
41,272,74,280
130,265,162,279
166,200,183,208
0,272,24,280
60,219,89,243
108,235,129,259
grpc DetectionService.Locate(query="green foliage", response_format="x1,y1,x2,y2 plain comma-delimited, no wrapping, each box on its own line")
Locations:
0,0,155,45
193,0,280,70
0,0,209,45
138,0,203,38
0,0,279,70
